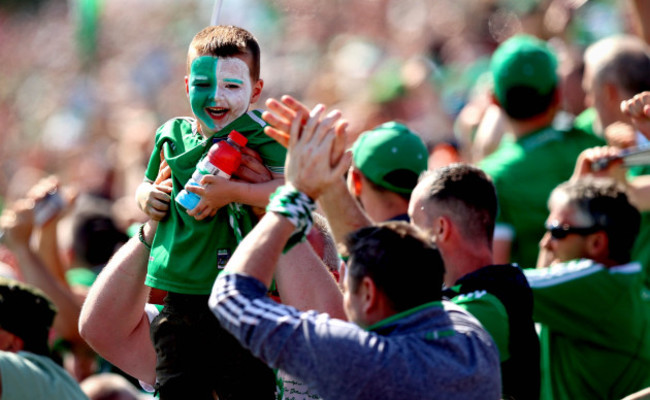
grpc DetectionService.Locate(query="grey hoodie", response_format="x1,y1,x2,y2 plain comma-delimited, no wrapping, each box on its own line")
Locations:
210,273,501,400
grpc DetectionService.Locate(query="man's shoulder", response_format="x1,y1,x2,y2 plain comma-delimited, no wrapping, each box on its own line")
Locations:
447,264,534,323
523,258,613,288
445,269,513,323
0,351,88,399
450,264,530,296
447,290,508,322
441,300,496,333
478,139,523,175
377,300,489,337
562,125,606,146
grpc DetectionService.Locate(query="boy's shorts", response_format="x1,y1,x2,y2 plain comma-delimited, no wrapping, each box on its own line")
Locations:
151,291,276,400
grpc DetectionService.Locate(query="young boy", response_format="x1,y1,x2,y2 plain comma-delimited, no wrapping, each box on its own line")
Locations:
135,25,285,399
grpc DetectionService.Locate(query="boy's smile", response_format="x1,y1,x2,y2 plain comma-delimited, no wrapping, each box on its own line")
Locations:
187,56,254,137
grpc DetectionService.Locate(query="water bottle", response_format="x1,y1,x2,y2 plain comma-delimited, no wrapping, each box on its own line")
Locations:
176,130,248,210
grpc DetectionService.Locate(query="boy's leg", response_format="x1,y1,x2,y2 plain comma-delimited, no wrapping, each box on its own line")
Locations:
151,293,218,400
206,310,276,400
151,292,276,400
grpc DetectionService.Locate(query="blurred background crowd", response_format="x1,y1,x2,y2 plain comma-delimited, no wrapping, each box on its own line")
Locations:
0,0,635,217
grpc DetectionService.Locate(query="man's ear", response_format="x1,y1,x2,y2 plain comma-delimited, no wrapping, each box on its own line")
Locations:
433,215,452,243
250,79,264,104
185,76,190,97
350,169,363,197
360,276,377,314
586,231,609,259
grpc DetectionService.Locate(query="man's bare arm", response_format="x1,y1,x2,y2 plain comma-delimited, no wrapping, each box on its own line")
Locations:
79,221,157,385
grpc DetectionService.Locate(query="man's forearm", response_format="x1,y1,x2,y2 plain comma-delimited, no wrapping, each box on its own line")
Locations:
35,222,67,284
318,178,372,251
12,245,82,341
223,211,295,287
276,242,345,318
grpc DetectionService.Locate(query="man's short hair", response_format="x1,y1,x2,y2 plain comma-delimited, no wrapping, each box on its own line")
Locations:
0,277,57,356
491,35,558,120
584,35,650,98
551,177,640,263
345,221,443,312
187,25,261,81
419,164,498,246
352,122,429,196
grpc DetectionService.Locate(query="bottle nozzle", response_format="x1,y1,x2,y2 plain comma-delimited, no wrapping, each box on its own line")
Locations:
228,130,248,147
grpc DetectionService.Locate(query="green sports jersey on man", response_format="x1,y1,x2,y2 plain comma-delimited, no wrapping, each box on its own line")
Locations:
525,259,650,400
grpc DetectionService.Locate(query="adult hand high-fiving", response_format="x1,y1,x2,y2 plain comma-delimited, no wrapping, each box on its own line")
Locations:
263,96,351,200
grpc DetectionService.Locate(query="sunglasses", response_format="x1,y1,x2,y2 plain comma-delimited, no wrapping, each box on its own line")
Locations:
545,222,602,240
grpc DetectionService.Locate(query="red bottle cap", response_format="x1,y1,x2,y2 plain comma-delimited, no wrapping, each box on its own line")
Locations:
228,130,248,147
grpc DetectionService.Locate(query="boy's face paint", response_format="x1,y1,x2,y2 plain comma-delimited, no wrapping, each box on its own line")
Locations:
188,56,253,136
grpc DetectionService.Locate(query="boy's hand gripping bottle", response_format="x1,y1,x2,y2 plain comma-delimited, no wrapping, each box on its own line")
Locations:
176,130,248,210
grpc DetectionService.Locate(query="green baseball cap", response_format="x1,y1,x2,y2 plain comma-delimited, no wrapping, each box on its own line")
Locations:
491,35,558,109
352,122,428,194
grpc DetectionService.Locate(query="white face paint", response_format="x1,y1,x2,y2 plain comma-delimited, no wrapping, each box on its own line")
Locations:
188,56,254,136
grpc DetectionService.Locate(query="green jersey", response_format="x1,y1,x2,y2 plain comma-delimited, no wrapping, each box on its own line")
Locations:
479,125,604,269
144,110,286,294
525,259,650,400
629,165,650,288
572,107,600,137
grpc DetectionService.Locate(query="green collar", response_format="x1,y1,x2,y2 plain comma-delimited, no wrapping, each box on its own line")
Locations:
367,301,442,331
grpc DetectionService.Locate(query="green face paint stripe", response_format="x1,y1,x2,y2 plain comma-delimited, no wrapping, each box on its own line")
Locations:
224,78,244,84
189,56,221,132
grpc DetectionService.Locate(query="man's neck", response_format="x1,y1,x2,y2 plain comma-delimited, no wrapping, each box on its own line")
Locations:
362,190,410,223
508,109,557,138
441,240,494,287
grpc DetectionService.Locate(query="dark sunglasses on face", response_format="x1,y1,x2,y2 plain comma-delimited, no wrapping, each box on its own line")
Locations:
545,222,602,240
